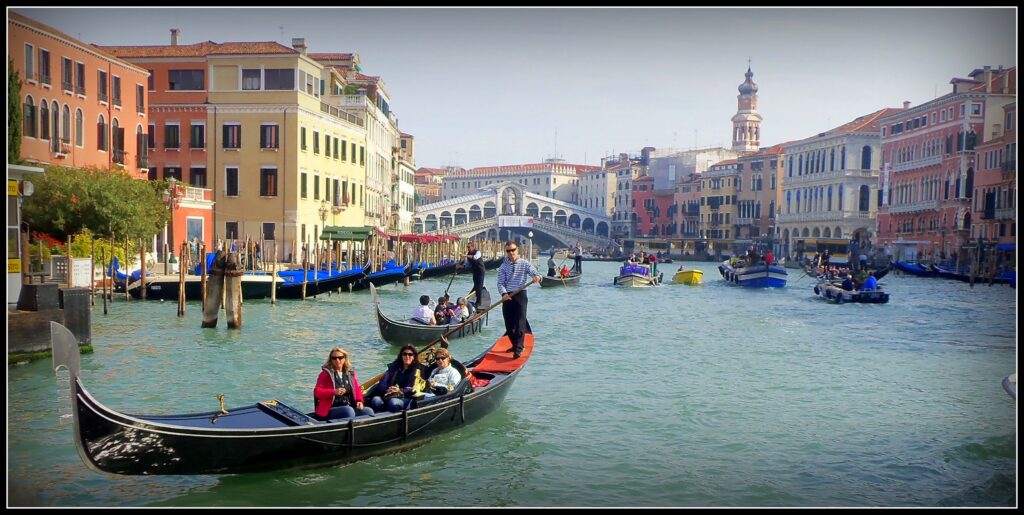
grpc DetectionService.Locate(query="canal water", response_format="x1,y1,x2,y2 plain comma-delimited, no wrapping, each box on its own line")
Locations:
7,260,1017,507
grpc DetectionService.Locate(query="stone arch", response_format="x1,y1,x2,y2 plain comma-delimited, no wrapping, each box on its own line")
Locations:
525,202,539,217
540,206,553,221
440,211,453,228
801,227,810,238
483,201,497,219
425,214,438,232
568,213,581,229
501,187,520,215
823,227,832,238
833,227,842,238
812,227,821,238
596,221,609,237
414,218,424,233
454,208,467,226
582,218,595,233
469,205,482,221
555,209,567,225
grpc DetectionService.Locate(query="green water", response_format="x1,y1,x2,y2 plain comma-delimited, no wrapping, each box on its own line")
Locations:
7,261,1017,506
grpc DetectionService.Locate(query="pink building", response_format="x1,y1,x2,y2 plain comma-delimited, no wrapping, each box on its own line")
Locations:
972,100,1016,246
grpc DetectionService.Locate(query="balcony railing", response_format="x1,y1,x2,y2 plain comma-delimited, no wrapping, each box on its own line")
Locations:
98,91,108,103
1002,161,1016,172
112,149,125,165
61,81,74,92
995,207,1015,220
319,101,365,127
892,154,942,172
887,199,939,214
75,84,85,95
40,74,51,85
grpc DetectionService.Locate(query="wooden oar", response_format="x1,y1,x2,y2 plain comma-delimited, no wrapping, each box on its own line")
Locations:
362,281,534,391
442,264,458,298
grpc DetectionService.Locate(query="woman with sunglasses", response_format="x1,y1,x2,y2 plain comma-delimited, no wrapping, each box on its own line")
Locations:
313,347,375,421
369,345,428,413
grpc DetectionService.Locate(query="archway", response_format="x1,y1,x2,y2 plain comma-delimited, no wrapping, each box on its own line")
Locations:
823,227,832,238
554,210,567,225
596,221,609,237
454,208,467,226
425,214,438,232
812,227,821,238
568,213,581,229
540,206,553,221
469,205,482,221
483,201,497,219
525,202,539,218
582,218,595,234
440,211,453,229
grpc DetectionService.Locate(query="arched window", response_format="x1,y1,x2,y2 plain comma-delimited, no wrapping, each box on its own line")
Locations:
51,101,59,142
786,191,791,214
61,105,71,143
840,147,846,169
830,149,835,171
838,184,844,211
97,114,107,151
39,99,50,140
859,185,870,212
75,109,84,146
965,167,974,198
827,186,833,211
23,96,36,138
861,145,872,170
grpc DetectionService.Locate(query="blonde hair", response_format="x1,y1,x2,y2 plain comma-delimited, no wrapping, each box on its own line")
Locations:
433,349,451,360
324,347,351,373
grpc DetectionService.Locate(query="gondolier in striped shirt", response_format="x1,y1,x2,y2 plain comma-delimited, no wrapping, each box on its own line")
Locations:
497,241,541,359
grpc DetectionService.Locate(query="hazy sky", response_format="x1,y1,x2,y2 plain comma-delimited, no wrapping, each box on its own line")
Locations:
15,7,1016,169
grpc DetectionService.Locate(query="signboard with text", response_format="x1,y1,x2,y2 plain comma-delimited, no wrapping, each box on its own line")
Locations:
498,215,534,228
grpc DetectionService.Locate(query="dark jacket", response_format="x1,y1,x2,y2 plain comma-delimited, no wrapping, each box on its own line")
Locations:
379,361,427,398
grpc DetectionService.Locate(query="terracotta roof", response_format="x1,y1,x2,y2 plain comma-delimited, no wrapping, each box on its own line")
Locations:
355,73,379,81
469,162,602,175
399,132,413,138
711,159,739,167
9,10,148,71
99,40,296,59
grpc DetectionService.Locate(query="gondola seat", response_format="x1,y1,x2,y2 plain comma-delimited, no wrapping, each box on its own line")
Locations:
415,360,472,408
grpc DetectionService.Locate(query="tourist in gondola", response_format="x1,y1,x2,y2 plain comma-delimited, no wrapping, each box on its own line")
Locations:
313,347,375,421
859,271,878,291
457,241,488,311
559,264,571,278
455,297,471,321
370,345,428,413
434,294,457,324
841,274,855,292
424,348,462,398
411,295,437,325
497,242,541,359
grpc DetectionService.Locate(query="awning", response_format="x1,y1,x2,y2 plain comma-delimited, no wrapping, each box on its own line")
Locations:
320,226,374,241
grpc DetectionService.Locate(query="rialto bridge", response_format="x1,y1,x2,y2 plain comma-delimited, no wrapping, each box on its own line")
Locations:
413,182,616,250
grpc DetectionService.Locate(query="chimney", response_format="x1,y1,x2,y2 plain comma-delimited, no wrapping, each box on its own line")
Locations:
984,65,992,94
170,28,180,46
291,37,307,55
903,100,911,109
1002,69,1009,94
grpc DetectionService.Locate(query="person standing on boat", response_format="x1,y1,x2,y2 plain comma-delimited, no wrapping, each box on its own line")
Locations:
764,249,775,266
547,253,557,277
497,242,541,359
573,241,584,273
313,347,374,421
370,345,428,413
457,241,488,311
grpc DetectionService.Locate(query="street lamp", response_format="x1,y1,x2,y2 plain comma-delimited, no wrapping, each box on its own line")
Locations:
162,177,181,270
527,230,534,262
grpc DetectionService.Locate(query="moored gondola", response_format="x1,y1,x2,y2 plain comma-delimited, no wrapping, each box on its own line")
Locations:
370,284,487,345
539,272,581,287
50,320,534,475
274,267,366,299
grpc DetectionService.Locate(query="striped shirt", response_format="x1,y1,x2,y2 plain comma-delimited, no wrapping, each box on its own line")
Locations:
497,257,540,295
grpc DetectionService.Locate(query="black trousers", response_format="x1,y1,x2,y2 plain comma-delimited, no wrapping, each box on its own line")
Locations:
472,281,487,310
574,256,582,272
501,290,529,353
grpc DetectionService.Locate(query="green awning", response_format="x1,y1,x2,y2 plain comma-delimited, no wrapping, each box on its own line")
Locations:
321,226,374,241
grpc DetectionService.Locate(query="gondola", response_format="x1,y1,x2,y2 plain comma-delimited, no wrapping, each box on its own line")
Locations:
126,273,278,300
274,267,367,299
370,284,488,345
50,320,534,475
812,280,890,304
539,272,581,287
354,262,411,290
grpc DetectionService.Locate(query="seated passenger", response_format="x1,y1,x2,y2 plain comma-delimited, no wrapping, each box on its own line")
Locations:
859,271,878,291
434,294,457,324
840,274,855,292
423,348,463,398
369,345,427,413
313,347,374,421
559,265,571,278
455,297,471,320
411,295,436,325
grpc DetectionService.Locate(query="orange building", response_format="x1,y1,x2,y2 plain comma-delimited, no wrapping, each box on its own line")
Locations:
9,11,149,177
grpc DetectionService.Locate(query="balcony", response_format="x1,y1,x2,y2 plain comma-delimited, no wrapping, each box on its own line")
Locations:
888,199,939,214
319,101,365,127
40,74,51,86
112,150,125,165
995,207,1015,220
75,84,85,95
892,154,942,172
61,81,74,92
776,211,846,223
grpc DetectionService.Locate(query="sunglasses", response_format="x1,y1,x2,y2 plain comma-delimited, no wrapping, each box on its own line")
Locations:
401,352,415,357
506,248,518,253
435,355,450,360
331,355,346,360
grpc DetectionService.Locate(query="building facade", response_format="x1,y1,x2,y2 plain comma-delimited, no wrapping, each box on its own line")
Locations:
972,101,1015,246
441,160,601,204
876,66,1015,262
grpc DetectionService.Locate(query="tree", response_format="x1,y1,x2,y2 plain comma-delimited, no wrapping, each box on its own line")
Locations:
9,57,22,163
21,165,169,242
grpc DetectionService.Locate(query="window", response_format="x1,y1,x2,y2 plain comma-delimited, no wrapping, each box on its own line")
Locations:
223,124,241,149
189,167,207,188
23,97,36,138
62,57,74,91
333,178,340,205
360,146,365,166
313,131,320,154
147,123,156,148
40,101,50,140
147,70,154,91
324,133,330,156
225,222,239,240
262,222,276,242
341,139,347,161
242,69,261,90
74,62,85,95
168,69,204,90
300,172,308,198
333,137,339,159
264,69,294,90
260,167,278,196
148,167,158,181
225,167,239,196
190,123,205,149
260,124,279,149
25,44,36,81
75,108,83,146
112,76,121,106
136,84,144,112
300,127,307,151
136,126,147,167
38,48,51,84
164,123,180,149
163,166,182,181
314,174,320,200
97,70,108,102
61,105,70,143
351,142,356,163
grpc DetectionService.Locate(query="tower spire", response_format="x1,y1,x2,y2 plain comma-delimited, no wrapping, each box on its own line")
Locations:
731,63,762,152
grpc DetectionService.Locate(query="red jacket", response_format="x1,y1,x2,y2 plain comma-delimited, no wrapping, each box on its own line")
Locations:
314,367,366,418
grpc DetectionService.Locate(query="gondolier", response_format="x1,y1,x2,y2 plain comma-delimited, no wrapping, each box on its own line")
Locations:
497,241,541,359
458,241,488,310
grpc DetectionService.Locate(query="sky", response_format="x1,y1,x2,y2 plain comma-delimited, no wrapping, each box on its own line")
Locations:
14,7,1017,170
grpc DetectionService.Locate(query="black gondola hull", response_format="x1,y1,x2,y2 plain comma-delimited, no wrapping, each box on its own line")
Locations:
376,306,485,346
126,277,276,301
539,273,581,287
274,271,366,299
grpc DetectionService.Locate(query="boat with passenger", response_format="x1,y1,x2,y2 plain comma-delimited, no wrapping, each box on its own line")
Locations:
370,284,487,345
718,257,787,288
671,268,703,285
613,262,661,287
812,279,890,304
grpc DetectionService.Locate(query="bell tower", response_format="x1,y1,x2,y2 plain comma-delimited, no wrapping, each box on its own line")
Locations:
731,63,762,152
